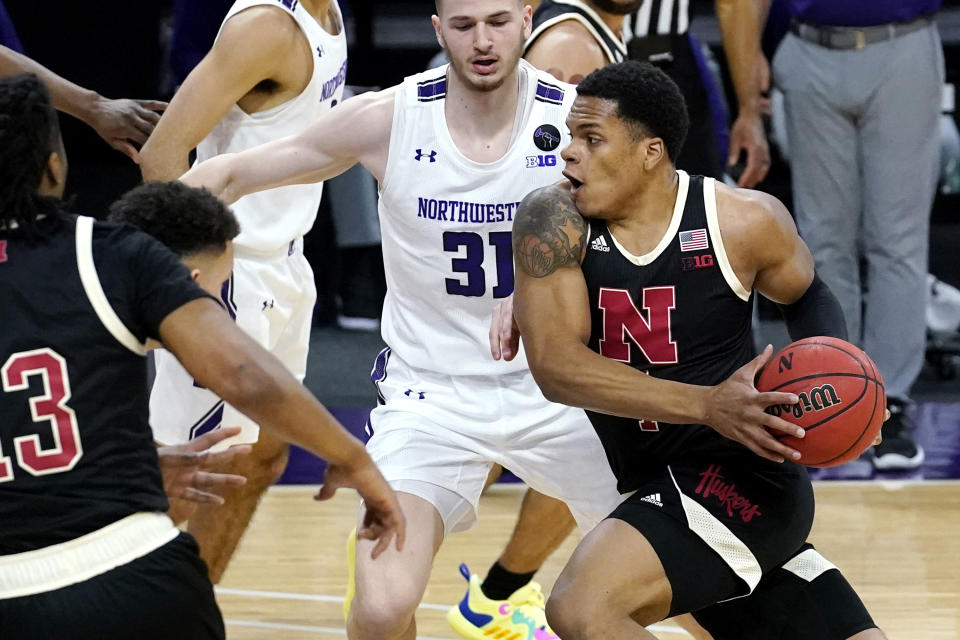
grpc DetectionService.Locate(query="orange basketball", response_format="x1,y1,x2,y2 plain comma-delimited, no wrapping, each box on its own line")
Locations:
756,336,886,468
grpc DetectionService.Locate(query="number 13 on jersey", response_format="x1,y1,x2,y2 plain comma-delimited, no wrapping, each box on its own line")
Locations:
1,348,82,481
443,231,514,298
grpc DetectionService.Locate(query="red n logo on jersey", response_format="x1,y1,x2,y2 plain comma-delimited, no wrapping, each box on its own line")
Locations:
598,287,678,364
0,240,7,263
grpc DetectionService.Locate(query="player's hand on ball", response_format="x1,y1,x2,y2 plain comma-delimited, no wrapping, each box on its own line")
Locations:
158,426,251,525
489,294,521,361
315,459,406,559
874,409,891,446
705,345,804,463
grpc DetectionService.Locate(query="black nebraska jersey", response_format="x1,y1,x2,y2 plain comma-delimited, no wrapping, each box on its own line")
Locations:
525,0,628,64
0,215,210,554
581,172,755,492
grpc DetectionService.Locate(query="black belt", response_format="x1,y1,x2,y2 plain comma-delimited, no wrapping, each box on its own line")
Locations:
790,15,932,50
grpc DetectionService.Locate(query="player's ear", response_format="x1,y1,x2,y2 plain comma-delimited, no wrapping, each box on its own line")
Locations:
189,267,201,282
521,4,533,39
643,137,666,172
432,14,445,50
43,150,67,195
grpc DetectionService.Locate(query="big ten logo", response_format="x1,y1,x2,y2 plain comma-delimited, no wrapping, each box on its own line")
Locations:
525,154,557,168
766,384,842,420
680,254,714,271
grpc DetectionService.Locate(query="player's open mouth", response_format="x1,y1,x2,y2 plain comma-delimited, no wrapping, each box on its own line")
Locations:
563,172,583,194
472,58,498,74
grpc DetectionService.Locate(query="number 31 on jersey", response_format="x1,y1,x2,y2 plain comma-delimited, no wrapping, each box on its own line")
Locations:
443,231,514,298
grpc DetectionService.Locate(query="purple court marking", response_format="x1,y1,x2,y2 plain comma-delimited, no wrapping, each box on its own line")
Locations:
278,402,960,485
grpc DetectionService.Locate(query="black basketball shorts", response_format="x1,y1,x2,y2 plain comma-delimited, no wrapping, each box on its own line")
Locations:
0,533,223,640
693,543,877,640
608,448,815,617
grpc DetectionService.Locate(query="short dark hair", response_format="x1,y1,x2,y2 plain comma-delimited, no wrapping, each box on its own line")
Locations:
434,0,522,15
576,61,689,163
0,73,66,233
108,181,240,257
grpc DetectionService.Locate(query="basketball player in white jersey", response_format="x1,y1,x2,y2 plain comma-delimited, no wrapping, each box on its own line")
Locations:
180,2,805,638
458,0,631,620
139,0,348,582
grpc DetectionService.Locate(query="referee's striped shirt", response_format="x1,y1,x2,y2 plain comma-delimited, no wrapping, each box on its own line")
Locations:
624,0,690,40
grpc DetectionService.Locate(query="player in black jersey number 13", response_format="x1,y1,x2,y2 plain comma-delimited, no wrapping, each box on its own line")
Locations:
0,73,403,640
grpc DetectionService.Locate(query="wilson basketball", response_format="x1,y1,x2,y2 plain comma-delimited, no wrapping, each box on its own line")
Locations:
756,337,886,468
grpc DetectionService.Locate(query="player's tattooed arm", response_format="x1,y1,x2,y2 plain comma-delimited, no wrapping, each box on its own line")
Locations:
513,184,588,278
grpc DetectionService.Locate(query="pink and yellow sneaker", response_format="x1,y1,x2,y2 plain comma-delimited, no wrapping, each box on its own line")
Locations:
446,564,559,640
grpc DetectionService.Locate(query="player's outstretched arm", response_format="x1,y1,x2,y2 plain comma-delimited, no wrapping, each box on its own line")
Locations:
140,6,307,181
180,87,395,205
158,298,405,558
524,21,608,84
513,184,804,462
0,45,165,163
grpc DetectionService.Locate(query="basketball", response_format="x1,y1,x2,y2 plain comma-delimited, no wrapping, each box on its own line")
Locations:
756,337,886,468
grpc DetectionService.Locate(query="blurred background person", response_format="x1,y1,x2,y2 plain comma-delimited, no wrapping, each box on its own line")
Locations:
772,0,943,470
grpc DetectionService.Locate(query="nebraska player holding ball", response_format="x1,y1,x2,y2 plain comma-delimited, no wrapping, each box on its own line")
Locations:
510,61,885,640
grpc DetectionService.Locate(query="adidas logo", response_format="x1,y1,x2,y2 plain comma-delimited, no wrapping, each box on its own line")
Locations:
640,493,663,507
591,235,610,252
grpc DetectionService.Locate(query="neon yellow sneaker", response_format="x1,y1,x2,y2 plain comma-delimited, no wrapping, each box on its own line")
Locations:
343,527,357,621
446,563,559,640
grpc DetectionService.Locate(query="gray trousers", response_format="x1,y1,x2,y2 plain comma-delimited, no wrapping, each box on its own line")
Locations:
773,23,944,399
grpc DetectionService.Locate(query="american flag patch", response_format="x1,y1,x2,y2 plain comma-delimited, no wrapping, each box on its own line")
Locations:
678,229,709,252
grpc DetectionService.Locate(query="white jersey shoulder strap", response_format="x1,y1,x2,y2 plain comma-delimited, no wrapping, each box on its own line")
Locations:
75,216,149,356
218,0,297,37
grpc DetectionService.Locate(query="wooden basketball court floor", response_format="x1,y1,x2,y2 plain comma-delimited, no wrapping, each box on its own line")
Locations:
215,481,960,640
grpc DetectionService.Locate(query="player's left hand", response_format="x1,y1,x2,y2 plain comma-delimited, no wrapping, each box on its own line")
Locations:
874,409,891,446
85,96,167,164
489,294,521,361
158,426,251,525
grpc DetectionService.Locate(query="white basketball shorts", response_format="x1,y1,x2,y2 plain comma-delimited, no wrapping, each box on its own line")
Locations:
365,348,625,535
150,239,315,449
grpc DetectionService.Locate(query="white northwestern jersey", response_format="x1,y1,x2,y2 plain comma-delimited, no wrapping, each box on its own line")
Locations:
378,60,574,375
197,0,347,252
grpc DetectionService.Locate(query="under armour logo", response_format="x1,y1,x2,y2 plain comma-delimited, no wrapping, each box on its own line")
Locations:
414,149,437,163
262,299,275,310
404,389,426,399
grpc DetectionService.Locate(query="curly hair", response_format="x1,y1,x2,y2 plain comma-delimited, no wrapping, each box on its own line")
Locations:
108,181,240,257
0,73,67,233
576,61,690,163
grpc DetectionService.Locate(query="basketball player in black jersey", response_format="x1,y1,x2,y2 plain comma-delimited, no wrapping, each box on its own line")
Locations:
511,62,883,639
525,0,633,81
109,181,251,525
0,73,404,640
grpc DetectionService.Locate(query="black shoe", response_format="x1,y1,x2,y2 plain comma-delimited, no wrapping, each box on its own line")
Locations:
872,399,925,470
